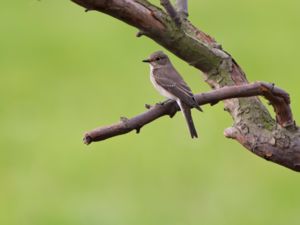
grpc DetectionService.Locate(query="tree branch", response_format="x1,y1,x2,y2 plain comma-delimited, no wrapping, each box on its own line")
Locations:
160,0,181,26
83,82,293,145
72,0,220,73
71,0,300,172
176,0,188,17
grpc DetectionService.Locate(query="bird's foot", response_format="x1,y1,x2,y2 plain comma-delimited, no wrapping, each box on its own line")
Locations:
156,99,173,106
156,101,165,106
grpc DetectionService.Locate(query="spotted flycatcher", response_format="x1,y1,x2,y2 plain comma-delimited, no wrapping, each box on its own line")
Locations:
143,51,202,138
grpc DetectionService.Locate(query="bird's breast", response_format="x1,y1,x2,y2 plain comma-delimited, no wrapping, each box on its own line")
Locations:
149,66,176,100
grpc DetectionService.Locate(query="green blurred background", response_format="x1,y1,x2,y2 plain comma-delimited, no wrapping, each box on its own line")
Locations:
1,0,300,224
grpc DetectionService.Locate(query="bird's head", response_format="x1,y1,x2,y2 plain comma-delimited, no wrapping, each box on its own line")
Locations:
142,51,170,67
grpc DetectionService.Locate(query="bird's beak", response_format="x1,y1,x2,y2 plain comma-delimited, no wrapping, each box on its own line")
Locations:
142,58,151,63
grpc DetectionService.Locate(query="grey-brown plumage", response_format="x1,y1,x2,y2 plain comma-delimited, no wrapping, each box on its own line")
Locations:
143,51,202,138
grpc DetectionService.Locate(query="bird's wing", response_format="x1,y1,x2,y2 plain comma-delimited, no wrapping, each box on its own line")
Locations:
153,67,198,108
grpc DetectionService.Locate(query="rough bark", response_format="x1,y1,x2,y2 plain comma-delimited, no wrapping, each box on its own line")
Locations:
71,0,300,172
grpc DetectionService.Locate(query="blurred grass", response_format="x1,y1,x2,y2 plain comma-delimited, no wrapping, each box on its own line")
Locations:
0,0,300,225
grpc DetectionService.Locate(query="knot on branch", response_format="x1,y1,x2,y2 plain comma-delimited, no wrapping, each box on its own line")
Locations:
83,133,93,145
136,30,146,38
272,129,291,149
224,127,240,139
258,82,295,128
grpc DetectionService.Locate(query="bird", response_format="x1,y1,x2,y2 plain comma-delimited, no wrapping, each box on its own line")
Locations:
142,51,202,138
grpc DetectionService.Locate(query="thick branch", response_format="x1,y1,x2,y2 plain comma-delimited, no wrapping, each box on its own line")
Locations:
71,0,221,73
83,82,293,143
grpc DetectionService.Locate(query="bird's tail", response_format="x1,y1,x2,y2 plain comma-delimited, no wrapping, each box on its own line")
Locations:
177,100,198,139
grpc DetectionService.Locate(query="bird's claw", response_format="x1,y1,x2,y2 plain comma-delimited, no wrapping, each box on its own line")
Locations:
156,101,165,106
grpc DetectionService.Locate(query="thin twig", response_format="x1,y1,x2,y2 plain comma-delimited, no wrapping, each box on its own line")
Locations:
160,0,181,26
176,0,188,17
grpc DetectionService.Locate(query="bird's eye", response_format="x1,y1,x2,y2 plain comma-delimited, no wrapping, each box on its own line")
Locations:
156,57,160,61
